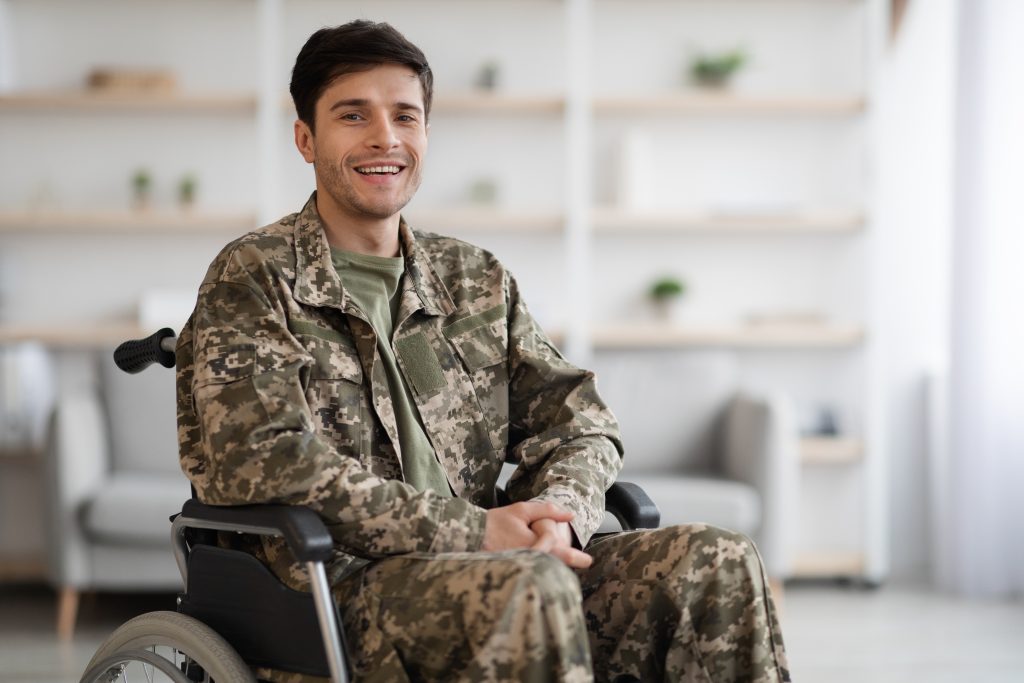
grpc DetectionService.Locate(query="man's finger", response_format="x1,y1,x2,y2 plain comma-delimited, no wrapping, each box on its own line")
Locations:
531,531,556,554
520,502,574,523
552,546,593,569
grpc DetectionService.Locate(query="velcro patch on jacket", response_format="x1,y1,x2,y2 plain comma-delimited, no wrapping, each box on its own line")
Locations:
442,303,507,338
289,319,348,344
394,332,447,394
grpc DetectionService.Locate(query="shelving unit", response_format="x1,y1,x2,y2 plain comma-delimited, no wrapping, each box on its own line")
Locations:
0,210,256,233
0,91,257,113
591,324,865,350
595,93,866,115
0,0,887,584
592,208,865,233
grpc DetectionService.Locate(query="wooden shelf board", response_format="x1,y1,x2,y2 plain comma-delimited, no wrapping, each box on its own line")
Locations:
0,91,257,113
592,324,865,349
0,210,257,233
433,92,565,114
595,93,866,115
405,207,563,232
281,92,565,115
0,323,149,348
791,552,866,578
801,437,864,464
593,208,864,233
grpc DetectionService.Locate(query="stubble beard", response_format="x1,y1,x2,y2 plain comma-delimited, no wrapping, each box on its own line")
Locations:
317,157,421,222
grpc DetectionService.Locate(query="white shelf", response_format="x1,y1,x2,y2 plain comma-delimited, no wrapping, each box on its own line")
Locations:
801,437,864,464
280,92,566,116
0,210,257,233
591,323,865,349
405,207,563,233
593,208,865,233
432,92,565,115
0,91,257,113
595,93,866,115
790,551,866,578
0,322,149,348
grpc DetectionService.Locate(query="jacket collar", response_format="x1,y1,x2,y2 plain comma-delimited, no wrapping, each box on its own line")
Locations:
292,193,455,317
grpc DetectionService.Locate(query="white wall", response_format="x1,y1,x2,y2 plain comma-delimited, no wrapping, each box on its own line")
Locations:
874,0,956,581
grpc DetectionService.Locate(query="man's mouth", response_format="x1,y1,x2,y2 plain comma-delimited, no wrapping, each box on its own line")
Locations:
354,164,404,176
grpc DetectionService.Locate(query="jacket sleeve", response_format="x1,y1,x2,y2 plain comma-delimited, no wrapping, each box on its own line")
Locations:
180,246,486,559
502,272,624,547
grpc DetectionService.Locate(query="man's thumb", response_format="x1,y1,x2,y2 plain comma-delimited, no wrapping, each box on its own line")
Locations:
524,501,574,522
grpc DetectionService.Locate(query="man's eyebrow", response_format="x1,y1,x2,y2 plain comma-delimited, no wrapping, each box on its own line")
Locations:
326,98,424,114
328,98,368,112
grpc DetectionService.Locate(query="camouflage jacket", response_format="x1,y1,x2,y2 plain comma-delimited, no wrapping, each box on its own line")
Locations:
176,194,623,589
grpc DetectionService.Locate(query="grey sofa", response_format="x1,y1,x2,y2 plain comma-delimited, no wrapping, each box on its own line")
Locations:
44,351,189,638
590,350,798,579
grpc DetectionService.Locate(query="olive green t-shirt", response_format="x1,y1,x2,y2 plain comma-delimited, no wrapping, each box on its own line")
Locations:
331,247,453,498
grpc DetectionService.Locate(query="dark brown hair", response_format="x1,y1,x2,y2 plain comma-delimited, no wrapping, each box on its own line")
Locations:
289,20,433,132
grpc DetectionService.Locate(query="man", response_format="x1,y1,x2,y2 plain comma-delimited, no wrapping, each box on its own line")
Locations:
176,20,790,683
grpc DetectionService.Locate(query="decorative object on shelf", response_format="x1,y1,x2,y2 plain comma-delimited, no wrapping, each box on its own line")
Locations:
178,173,197,209
86,67,177,93
648,275,687,323
131,168,153,210
475,60,500,91
802,404,841,437
468,178,499,206
688,49,747,89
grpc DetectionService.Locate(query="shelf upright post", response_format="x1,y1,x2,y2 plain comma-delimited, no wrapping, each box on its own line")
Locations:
863,0,889,584
564,0,594,365
0,0,14,92
256,0,283,226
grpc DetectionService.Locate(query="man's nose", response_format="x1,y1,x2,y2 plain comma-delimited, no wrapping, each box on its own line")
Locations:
366,116,400,150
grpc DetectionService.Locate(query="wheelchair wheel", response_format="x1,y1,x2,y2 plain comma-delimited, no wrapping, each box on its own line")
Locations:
81,610,255,683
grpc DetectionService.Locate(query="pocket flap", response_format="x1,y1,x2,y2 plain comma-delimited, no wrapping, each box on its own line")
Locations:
444,304,508,371
194,343,256,387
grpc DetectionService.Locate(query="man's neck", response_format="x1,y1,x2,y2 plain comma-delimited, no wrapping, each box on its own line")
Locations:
315,194,402,258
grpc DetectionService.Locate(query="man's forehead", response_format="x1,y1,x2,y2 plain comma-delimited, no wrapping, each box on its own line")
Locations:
322,64,422,99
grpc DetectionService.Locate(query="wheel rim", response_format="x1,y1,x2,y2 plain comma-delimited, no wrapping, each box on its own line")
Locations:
80,648,196,683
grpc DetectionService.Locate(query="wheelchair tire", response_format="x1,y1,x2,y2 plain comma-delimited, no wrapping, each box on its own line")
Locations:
81,610,256,683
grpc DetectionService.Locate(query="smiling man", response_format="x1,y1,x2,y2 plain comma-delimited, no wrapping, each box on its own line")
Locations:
176,20,790,683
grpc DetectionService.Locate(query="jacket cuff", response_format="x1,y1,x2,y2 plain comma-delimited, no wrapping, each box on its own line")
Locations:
427,497,488,553
529,486,603,548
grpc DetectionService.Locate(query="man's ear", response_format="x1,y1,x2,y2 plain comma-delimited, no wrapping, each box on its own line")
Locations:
294,119,315,163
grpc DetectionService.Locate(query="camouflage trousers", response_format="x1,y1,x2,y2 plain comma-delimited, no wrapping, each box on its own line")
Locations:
325,523,790,683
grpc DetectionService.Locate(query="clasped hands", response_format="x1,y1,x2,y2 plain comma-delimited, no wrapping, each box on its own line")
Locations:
482,501,593,569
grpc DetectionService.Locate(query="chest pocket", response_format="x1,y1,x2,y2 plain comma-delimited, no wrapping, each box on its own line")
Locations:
294,328,367,457
443,304,510,451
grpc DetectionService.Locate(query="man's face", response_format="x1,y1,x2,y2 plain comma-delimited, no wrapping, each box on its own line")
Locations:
295,64,428,225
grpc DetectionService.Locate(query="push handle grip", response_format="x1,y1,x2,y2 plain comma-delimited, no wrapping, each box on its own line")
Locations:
113,327,177,373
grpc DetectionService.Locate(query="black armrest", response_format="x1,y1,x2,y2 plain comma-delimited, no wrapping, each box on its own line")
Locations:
605,481,661,530
178,500,333,563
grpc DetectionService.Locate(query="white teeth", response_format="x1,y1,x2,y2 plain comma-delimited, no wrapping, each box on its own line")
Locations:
356,165,401,175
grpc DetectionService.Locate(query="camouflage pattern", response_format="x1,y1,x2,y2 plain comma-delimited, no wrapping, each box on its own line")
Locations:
177,194,790,681
251,525,789,683
176,192,623,587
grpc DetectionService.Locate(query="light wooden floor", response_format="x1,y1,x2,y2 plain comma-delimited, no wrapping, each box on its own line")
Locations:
1,582,1022,682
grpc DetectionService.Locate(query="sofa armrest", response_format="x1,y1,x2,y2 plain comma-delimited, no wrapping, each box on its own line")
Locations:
43,390,110,585
722,392,799,577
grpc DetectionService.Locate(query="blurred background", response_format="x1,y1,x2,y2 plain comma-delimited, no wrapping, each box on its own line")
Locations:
0,0,1022,681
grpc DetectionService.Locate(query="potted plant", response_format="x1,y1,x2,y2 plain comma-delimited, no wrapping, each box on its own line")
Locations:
689,49,747,89
649,275,687,322
178,173,197,209
132,168,152,210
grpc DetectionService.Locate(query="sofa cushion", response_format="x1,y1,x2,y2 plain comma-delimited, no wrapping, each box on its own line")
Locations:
623,475,761,536
81,472,191,546
100,352,181,476
592,351,738,472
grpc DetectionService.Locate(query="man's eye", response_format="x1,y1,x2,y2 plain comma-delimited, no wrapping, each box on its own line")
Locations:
397,114,416,123
341,113,362,121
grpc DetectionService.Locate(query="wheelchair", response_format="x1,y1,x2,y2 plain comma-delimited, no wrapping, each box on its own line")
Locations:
80,328,661,683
